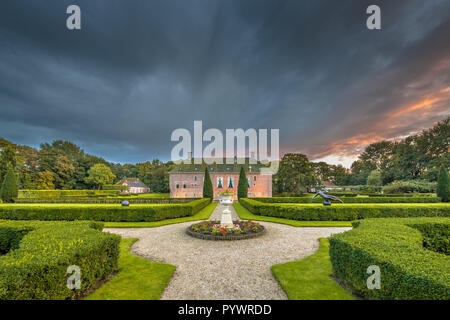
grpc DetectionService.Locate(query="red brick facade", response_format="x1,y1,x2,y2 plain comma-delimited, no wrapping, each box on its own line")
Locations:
169,172,272,200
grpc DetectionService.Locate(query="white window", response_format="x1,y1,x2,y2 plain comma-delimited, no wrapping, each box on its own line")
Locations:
247,177,251,188
227,177,234,188
217,177,223,188
194,175,198,181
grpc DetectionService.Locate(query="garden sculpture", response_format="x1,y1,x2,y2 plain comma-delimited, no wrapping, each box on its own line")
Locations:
311,190,344,206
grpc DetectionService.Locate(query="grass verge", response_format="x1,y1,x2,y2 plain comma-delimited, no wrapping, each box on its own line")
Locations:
233,202,352,227
103,202,217,228
271,238,355,300
85,238,175,300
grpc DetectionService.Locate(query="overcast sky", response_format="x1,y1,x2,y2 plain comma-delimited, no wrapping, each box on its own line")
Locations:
0,0,449,166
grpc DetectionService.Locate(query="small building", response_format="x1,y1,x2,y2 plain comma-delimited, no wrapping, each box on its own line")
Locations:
169,157,272,200
115,178,150,194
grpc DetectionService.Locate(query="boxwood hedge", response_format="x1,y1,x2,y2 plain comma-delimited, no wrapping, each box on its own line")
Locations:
18,190,121,199
253,196,441,203
0,198,210,222
240,198,450,221
0,220,120,299
329,218,450,300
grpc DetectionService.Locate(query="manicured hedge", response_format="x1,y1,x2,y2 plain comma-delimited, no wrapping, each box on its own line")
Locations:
18,190,121,199
253,196,441,203
0,198,210,222
15,198,195,204
329,218,450,300
0,220,120,299
240,198,450,221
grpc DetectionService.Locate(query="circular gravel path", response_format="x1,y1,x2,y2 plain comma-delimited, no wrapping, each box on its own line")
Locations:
105,206,350,300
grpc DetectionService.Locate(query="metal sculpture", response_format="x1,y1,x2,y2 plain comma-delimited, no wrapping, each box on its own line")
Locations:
311,190,343,206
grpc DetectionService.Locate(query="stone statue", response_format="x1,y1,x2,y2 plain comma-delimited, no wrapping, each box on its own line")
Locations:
311,190,343,206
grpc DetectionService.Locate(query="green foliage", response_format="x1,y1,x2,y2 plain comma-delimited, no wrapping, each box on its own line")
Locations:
410,223,449,255
18,189,121,199
437,167,449,202
254,196,441,203
0,146,17,185
1,164,18,203
274,153,317,194
234,202,352,227
0,198,211,222
85,164,116,190
366,170,382,186
0,220,120,299
237,166,248,200
329,218,450,299
103,184,129,191
239,198,450,221
203,167,213,199
382,180,437,194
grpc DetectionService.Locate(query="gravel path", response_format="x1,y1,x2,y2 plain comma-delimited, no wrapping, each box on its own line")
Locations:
208,202,239,220
105,205,350,300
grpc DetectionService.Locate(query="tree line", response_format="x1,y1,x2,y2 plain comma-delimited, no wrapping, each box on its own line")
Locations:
0,117,448,196
0,139,173,193
274,117,449,194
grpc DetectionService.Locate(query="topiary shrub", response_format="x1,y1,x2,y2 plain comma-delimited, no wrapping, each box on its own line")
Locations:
0,220,120,299
329,218,450,300
237,166,248,200
1,164,18,203
203,167,213,199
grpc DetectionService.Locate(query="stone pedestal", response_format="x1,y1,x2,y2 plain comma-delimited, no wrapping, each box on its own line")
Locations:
220,207,234,228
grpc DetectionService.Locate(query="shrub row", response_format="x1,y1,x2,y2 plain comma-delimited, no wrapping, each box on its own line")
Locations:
18,190,121,199
0,198,211,222
240,198,450,221
329,218,450,299
0,220,120,299
253,196,441,203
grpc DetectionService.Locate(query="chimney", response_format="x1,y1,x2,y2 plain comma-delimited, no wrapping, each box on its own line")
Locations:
187,152,192,162
250,151,256,161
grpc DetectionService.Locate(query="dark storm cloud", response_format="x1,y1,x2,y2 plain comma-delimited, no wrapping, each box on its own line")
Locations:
0,0,449,164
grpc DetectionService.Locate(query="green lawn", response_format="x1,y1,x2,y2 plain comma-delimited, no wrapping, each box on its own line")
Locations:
103,202,217,227
233,202,353,227
271,238,355,300
85,238,175,300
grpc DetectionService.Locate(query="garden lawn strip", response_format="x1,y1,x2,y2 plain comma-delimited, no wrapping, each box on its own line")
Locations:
85,238,175,300
234,203,353,227
271,238,355,300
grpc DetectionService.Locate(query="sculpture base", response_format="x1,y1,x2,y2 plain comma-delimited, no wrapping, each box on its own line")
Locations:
323,200,331,206
220,213,235,228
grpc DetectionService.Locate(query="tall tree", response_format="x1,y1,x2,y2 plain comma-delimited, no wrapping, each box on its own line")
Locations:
366,170,382,186
1,164,18,203
0,145,17,184
85,164,116,190
35,170,55,190
276,153,317,195
203,167,213,199
437,167,449,202
237,166,248,200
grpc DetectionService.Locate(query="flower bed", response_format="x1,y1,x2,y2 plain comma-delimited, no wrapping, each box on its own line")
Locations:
186,220,265,240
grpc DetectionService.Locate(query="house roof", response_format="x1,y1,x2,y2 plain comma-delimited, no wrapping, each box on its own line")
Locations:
115,178,149,188
169,158,271,174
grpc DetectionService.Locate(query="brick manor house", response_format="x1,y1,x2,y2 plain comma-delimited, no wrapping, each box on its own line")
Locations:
169,156,272,200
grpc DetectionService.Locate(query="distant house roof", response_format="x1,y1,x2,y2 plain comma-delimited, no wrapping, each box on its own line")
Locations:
115,178,149,188
169,158,271,174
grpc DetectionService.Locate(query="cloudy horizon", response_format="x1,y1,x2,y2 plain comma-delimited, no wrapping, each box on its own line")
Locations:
1,0,449,167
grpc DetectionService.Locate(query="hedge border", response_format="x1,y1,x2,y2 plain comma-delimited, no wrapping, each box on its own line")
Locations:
0,199,211,222
0,220,120,300
240,198,450,221
329,218,450,300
